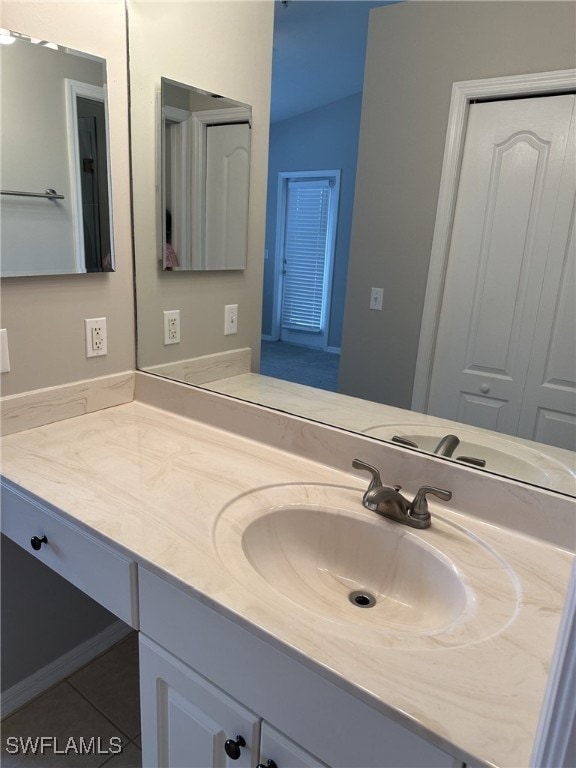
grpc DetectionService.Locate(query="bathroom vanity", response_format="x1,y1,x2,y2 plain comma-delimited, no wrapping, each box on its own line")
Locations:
1,374,574,768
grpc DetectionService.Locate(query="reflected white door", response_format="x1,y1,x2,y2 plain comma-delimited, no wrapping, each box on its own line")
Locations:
205,122,250,269
428,95,576,449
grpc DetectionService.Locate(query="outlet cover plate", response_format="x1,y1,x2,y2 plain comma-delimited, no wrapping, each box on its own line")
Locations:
164,310,180,345
85,318,107,358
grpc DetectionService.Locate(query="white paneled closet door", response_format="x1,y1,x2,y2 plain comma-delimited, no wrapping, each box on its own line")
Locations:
427,94,575,449
517,149,575,450
205,122,250,269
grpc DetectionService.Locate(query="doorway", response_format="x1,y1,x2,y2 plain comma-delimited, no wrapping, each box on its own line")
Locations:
77,98,111,272
271,170,341,350
261,170,341,390
65,79,113,272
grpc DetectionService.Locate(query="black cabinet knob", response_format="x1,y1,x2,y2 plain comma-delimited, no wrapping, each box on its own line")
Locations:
30,535,48,551
257,761,278,768
224,735,246,760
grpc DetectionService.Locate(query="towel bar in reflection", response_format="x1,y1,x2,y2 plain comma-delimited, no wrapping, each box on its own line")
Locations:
1,188,64,200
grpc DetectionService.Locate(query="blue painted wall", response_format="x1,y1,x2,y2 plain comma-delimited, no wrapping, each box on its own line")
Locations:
262,91,363,350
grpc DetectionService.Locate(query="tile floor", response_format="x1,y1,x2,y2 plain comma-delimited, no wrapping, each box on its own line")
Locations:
1,633,141,767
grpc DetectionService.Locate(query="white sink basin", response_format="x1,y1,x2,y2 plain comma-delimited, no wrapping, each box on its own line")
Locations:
363,423,576,488
213,484,520,650
241,505,466,634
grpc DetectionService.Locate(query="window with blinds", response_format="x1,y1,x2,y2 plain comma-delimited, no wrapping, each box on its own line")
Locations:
281,178,332,333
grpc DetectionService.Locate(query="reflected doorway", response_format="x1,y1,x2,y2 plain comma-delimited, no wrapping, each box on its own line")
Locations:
77,97,111,272
271,171,341,350
263,169,342,392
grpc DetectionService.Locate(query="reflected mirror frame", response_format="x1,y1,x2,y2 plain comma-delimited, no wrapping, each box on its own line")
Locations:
159,77,252,272
0,30,115,276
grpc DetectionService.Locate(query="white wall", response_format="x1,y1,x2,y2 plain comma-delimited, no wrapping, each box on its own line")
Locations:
129,1,274,372
340,1,576,409
0,0,135,396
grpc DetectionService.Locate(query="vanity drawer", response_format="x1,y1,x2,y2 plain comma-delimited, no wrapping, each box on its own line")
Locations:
1,481,138,627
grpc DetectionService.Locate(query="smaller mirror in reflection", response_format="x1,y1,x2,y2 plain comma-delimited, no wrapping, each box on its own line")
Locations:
161,78,251,271
0,30,114,275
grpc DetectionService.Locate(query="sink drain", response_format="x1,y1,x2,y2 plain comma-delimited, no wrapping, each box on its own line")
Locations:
349,590,376,608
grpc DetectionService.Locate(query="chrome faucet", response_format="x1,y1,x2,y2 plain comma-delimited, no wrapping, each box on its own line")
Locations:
433,434,460,457
352,459,452,529
391,433,487,468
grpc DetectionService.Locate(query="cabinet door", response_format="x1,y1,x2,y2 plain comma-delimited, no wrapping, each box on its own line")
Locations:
140,635,260,768
260,723,328,768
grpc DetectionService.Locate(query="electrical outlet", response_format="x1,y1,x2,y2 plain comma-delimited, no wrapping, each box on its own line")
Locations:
163,310,180,345
85,318,107,357
0,329,10,373
224,304,238,336
370,287,384,311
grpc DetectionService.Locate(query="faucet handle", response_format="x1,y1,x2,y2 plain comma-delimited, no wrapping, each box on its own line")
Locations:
352,459,382,492
410,486,452,520
392,435,419,449
456,455,487,468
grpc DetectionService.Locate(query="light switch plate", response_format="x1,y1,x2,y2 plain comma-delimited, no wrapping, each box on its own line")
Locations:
224,304,238,336
370,287,384,311
0,329,10,373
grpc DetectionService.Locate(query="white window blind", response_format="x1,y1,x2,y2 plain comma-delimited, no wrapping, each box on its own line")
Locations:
281,178,332,333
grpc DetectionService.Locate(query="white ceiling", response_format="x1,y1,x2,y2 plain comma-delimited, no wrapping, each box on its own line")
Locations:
271,0,392,124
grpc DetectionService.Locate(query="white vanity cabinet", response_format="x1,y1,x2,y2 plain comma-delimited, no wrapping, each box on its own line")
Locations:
0,479,139,627
139,567,463,768
139,636,262,768
139,635,327,768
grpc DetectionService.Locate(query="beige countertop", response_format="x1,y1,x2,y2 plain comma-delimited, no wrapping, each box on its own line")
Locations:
1,398,574,768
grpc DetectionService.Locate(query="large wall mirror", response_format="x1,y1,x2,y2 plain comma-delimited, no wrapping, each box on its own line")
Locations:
161,79,251,271
0,30,114,276
130,1,576,498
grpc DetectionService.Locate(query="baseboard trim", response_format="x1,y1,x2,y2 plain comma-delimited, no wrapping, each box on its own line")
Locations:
143,348,251,385
1,620,132,719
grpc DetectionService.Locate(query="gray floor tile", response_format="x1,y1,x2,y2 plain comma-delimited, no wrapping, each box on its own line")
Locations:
1,682,128,767
68,634,140,740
